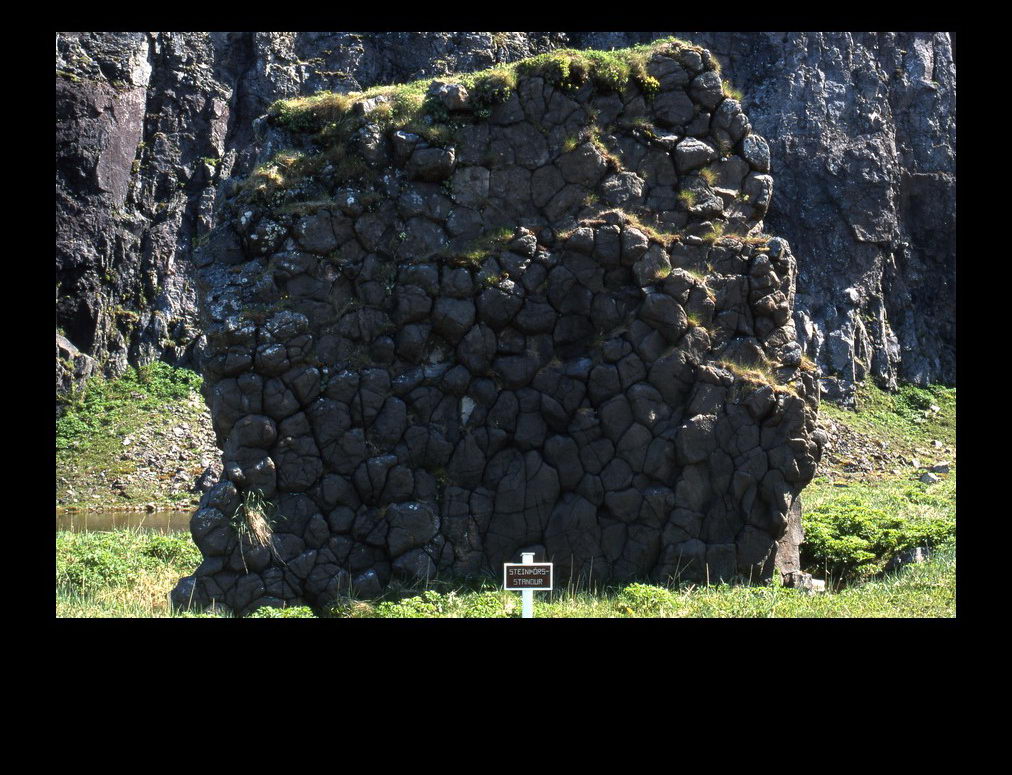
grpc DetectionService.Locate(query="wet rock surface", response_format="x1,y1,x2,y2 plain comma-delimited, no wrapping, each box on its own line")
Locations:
171,40,825,613
55,32,956,400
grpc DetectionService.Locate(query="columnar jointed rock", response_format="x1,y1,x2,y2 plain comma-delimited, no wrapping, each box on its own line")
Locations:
56,32,956,397
171,40,824,614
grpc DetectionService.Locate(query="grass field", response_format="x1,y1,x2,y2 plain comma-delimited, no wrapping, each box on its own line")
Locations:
55,527,954,618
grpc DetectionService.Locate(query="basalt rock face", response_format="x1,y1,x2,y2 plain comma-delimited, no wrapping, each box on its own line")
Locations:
657,32,957,397
170,41,824,613
55,32,955,401
56,32,565,394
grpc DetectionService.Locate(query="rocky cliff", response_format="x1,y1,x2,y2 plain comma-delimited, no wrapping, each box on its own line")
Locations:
56,31,955,401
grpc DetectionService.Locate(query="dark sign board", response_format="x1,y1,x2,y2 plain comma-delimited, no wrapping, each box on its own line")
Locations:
503,563,553,591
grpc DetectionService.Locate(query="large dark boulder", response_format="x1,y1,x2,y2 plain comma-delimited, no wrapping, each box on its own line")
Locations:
171,38,828,611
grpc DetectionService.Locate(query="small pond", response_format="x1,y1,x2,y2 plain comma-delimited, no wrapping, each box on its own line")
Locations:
56,510,191,533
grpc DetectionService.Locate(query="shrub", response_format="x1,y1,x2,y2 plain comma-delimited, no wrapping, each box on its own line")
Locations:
460,591,510,618
802,498,955,581
245,605,317,618
142,533,201,565
375,590,448,618
615,583,679,616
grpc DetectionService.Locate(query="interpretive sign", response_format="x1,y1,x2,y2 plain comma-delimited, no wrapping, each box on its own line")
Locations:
504,553,553,618
503,563,553,590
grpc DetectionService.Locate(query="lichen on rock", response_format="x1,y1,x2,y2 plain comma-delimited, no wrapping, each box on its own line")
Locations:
171,37,824,614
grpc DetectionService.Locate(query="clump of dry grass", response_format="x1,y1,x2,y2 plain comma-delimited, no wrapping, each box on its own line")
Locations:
722,79,744,101
699,166,719,186
594,208,684,247
700,222,726,243
716,357,799,396
233,490,282,562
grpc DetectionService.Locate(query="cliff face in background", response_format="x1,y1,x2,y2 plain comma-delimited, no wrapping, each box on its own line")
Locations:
55,32,956,401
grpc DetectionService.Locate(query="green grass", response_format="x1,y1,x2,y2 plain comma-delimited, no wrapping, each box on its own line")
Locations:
56,529,203,618
57,361,202,450
55,530,955,619
440,226,514,265
243,36,712,205
325,559,955,618
699,166,718,186
819,380,955,457
801,381,956,585
804,471,956,524
268,37,703,135
721,79,744,101
56,362,207,510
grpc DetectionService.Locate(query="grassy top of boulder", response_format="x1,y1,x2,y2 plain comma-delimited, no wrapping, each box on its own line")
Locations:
239,36,736,205
267,36,718,133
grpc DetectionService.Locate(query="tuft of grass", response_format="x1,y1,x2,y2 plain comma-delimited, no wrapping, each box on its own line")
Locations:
699,222,726,243
678,189,697,209
721,79,744,101
699,166,718,186
441,226,514,265
716,357,799,396
602,209,683,247
585,126,622,170
232,489,283,563
679,266,709,283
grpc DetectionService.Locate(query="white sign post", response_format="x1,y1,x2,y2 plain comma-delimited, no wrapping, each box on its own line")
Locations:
520,552,534,619
503,552,553,618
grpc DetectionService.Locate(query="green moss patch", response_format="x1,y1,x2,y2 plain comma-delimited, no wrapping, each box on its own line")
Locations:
241,37,716,204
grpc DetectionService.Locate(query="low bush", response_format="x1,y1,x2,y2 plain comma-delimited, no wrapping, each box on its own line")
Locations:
802,497,954,581
374,590,449,618
615,583,680,616
246,605,317,618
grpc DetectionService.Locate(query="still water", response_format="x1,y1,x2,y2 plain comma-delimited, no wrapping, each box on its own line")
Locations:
56,510,191,533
